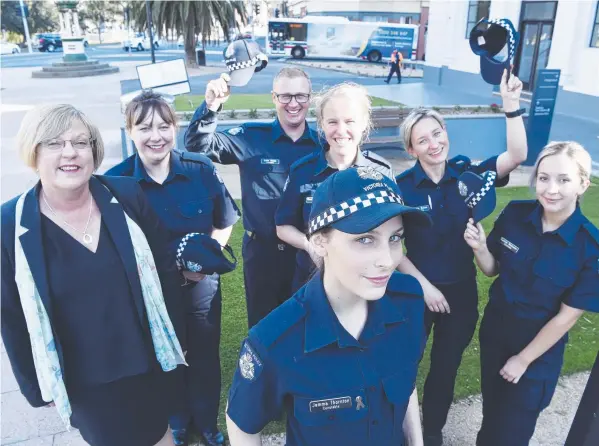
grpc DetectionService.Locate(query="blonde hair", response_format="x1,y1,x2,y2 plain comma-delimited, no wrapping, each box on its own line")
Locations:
400,108,446,151
17,104,104,170
313,82,373,143
125,90,178,132
530,141,592,188
273,67,312,90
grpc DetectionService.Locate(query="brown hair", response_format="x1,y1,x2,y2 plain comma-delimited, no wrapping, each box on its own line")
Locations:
17,104,104,170
273,67,312,90
125,90,178,132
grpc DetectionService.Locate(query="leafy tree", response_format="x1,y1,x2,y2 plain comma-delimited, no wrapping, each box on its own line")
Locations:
78,0,120,43
130,0,247,66
1,1,59,43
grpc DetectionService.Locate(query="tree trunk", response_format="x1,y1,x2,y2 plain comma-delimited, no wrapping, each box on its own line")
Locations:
184,27,197,67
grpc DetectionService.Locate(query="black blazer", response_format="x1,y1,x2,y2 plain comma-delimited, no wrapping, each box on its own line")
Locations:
1,175,186,407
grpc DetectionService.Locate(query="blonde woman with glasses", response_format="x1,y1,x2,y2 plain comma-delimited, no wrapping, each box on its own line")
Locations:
1,104,186,446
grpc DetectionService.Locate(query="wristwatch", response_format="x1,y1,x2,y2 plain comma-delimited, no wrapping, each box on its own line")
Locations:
505,108,526,118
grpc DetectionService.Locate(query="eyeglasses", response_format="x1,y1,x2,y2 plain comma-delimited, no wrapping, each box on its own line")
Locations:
273,93,311,104
41,138,94,151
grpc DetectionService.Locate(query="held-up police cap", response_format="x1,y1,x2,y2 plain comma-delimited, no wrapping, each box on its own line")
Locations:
224,39,268,87
469,18,519,85
175,233,237,275
457,170,498,224
308,167,431,235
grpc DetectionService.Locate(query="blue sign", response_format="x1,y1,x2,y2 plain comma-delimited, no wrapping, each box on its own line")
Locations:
524,69,561,165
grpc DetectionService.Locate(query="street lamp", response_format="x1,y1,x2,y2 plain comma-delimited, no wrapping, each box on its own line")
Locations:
145,0,156,63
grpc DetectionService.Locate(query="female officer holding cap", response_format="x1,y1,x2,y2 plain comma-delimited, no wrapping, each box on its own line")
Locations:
226,166,431,446
106,91,240,446
465,141,599,446
394,68,527,445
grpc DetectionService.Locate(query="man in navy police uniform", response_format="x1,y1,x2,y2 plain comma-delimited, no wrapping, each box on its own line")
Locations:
184,67,320,328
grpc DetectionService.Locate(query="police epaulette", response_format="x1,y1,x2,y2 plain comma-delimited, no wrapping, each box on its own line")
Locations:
582,221,599,245
448,155,472,172
290,151,320,171
249,297,307,349
177,150,213,167
362,150,392,169
386,272,423,298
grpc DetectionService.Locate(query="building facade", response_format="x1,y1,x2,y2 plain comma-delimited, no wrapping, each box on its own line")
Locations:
424,0,599,119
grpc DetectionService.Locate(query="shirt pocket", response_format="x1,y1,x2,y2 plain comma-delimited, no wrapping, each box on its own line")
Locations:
530,258,577,310
292,389,369,443
178,199,214,231
382,370,417,439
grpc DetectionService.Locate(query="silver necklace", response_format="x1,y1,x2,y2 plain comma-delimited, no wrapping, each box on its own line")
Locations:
42,192,94,245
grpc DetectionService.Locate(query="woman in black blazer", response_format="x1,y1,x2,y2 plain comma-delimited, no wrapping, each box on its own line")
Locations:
1,104,186,446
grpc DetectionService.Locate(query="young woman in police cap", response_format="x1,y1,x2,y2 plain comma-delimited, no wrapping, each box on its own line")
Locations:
276,82,394,294
464,141,599,446
394,69,527,445
227,166,431,446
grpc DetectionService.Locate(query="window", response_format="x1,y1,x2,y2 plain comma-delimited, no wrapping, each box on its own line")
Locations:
592,2,599,48
465,1,491,38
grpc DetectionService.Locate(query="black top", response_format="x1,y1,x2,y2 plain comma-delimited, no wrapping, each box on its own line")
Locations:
41,215,153,390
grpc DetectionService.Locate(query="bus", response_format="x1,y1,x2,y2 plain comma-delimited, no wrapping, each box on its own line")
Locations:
266,16,419,62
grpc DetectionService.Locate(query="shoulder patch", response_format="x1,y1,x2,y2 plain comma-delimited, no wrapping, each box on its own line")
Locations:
582,221,599,246
386,272,423,298
238,339,263,382
227,126,244,136
250,297,306,349
290,151,320,172
177,150,214,168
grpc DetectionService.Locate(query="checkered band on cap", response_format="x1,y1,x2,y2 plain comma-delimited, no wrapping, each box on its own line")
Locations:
308,190,404,235
226,54,266,72
487,18,517,61
176,232,200,270
466,171,497,209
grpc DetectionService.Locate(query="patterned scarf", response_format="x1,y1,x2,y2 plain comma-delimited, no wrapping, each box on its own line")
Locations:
13,187,187,428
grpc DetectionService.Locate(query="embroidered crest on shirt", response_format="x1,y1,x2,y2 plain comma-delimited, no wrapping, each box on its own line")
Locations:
186,261,203,273
458,181,468,197
228,127,243,136
239,340,263,381
357,166,383,181
471,160,482,166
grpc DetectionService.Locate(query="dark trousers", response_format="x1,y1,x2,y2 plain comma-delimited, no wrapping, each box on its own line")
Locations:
421,277,479,436
476,308,558,446
386,64,402,83
242,232,297,328
170,275,222,432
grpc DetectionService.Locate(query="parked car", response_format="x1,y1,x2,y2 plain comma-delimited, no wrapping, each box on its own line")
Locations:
0,42,21,55
33,34,88,52
122,32,163,51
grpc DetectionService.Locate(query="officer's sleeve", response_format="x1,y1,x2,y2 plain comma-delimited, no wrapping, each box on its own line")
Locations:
564,251,599,313
472,156,510,188
486,207,508,261
275,172,304,230
205,166,240,230
184,101,246,165
227,338,284,434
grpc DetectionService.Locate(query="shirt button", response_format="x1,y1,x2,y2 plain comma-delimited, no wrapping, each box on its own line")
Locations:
198,210,203,214
436,186,441,191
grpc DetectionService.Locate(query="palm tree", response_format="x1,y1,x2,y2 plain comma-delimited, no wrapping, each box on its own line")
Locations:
131,1,247,67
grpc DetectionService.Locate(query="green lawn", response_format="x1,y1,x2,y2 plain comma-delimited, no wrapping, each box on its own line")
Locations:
174,94,400,112
216,182,599,435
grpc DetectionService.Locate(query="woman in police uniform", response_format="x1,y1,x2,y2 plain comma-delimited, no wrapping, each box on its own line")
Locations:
464,141,599,446
227,166,431,446
394,70,527,445
106,91,240,446
276,82,394,294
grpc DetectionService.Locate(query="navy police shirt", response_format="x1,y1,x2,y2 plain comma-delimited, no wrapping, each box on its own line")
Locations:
227,271,425,446
105,150,240,240
185,102,320,238
485,200,599,377
395,155,509,284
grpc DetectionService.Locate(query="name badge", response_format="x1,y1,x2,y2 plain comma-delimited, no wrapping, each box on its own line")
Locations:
500,237,519,253
309,396,352,412
305,196,313,204
261,158,280,165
